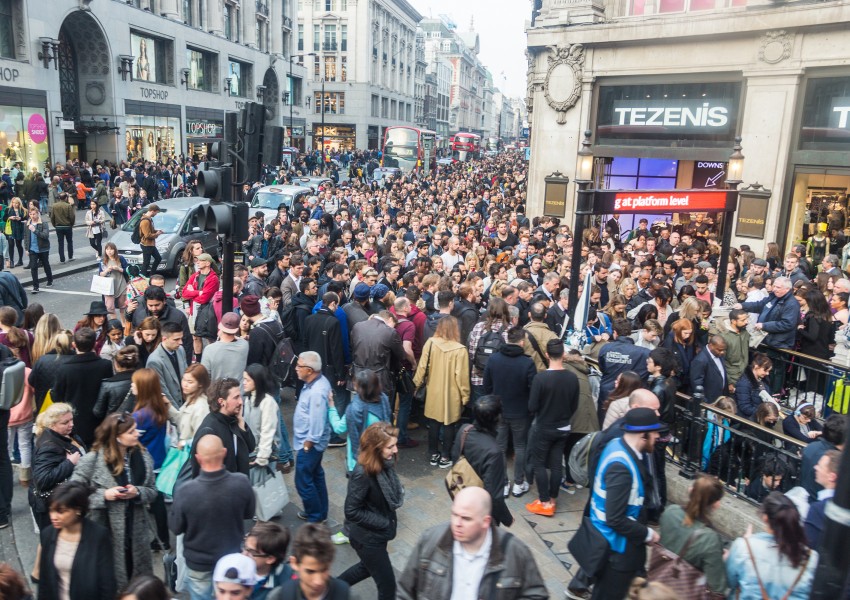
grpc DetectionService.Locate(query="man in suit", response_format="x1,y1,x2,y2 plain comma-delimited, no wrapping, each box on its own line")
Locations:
146,321,187,407
546,289,569,337
804,449,840,549
350,313,405,410
822,254,843,277
51,328,114,447
689,335,727,403
280,255,304,309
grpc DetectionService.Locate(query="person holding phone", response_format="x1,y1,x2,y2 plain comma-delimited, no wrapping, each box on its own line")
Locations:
138,204,163,277
71,412,157,588
26,205,52,293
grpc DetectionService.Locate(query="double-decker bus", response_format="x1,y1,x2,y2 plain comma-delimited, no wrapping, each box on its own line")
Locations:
381,126,437,173
450,132,482,162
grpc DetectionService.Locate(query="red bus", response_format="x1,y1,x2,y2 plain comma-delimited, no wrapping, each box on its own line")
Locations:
381,126,437,173
450,132,481,162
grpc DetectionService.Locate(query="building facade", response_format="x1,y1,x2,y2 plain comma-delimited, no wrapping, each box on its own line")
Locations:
297,0,422,152
10,0,306,167
526,0,850,254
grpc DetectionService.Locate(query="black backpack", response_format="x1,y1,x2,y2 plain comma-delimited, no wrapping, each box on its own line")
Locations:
257,321,296,386
473,329,504,372
280,304,299,340
130,216,147,245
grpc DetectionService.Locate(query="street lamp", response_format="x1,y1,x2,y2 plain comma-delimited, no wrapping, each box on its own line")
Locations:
726,136,745,187
714,137,745,305
568,130,595,316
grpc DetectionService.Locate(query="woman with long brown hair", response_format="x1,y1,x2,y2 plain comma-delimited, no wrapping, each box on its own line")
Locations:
662,317,697,386
601,371,645,428
338,422,403,600
71,412,157,588
130,369,169,469
659,474,727,595
168,362,210,449
125,316,161,366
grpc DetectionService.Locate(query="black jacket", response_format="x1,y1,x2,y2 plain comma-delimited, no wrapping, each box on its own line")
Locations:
797,314,833,359
270,578,350,600
129,303,193,359
290,292,317,352
190,411,256,477
93,370,135,420
343,463,397,545
451,425,513,527
303,308,346,383
38,518,116,600
29,428,84,518
482,344,537,419
546,302,568,336
29,351,70,412
51,353,114,447
689,349,727,405
451,298,479,345
649,374,678,425
247,319,284,366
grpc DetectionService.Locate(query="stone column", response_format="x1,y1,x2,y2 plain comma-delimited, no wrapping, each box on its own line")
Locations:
207,0,224,36
243,4,257,48
160,0,180,20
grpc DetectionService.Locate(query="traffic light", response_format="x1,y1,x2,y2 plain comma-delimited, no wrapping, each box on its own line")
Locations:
237,103,265,185
262,125,284,173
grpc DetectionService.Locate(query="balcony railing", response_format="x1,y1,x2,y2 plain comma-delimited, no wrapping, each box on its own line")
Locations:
323,42,337,51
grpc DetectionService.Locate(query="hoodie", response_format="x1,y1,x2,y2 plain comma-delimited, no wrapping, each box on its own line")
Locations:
423,312,449,342
482,344,537,419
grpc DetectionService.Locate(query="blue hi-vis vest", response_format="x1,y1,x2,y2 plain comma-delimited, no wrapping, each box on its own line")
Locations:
590,437,645,554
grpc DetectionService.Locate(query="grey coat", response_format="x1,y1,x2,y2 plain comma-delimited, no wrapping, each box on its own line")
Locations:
146,344,187,407
71,448,157,588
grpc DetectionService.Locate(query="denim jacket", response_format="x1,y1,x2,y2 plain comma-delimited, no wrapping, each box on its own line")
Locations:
726,532,818,600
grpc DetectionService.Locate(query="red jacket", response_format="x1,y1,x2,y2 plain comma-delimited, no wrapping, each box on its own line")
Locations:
181,270,219,315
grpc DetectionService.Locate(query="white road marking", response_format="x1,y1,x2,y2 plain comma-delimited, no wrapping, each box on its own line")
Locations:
36,288,101,297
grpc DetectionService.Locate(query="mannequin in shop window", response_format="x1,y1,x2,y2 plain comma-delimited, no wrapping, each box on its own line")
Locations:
807,223,830,268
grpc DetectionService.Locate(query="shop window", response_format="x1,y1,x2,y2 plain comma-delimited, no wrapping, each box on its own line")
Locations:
131,32,172,85
314,92,345,114
800,76,850,152
603,157,679,190
786,170,850,249
125,116,181,162
186,47,218,92
324,56,336,81
227,59,252,97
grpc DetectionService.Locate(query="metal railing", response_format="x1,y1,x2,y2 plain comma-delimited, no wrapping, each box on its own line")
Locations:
757,345,850,416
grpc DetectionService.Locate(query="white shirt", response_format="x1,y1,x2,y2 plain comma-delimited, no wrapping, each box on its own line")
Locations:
709,350,726,384
451,529,492,600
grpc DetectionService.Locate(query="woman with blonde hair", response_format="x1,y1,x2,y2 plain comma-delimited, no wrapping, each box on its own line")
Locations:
414,315,470,468
659,474,727,595
29,402,85,530
338,422,403,599
601,293,628,321
5,196,25,267
29,330,74,413
71,412,157,587
619,277,638,301
31,312,61,364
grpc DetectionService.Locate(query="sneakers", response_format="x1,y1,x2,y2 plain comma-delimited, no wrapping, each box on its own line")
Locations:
297,511,327,523
438,457,451,469
503,483,510,498
561,480,577,495
512,481,530,497
526,499,556,517
45,282,53,287
397,438,419,449
327,436,346,448
331,532,349,545
565,588,591,599
430,453,440,466
276,461,292,474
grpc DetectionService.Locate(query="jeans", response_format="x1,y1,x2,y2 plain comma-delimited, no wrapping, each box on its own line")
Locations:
0,410,11,521
532,427,569,502
7,422,32,469
38,195,48,213
271,389,292,464
496,416,530,485
141,245,162,276
427,419,457,459
29,251,53,289
295,447,328,522
339,538,396,600
186,568,213,600
55,227,73,261
396,391,413,443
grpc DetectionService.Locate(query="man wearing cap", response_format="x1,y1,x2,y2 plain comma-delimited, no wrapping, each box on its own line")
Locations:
202,312,250,382
139,203,163,277
342,283,372,333
213,553,258,600
244,257,270,298
748,258,768,281
585,407,662,599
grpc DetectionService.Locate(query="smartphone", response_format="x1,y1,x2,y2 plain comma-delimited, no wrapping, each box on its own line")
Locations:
117,487,128,494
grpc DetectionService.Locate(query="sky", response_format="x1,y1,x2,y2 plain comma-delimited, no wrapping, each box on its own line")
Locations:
409,0,529,99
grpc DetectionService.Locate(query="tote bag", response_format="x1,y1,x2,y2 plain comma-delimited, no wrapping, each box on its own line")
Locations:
90,274,115,296
156,446,191,496
252,466,289,521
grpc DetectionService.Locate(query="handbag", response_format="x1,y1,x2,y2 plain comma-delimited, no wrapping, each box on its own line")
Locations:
3,220,10,236
39,389,54,415
647,531,725,600
445,424,483,499
156,446,191,496
252,465,289,521
739,537,810,600
414,343,431,404
567,516,611,577
396,367,415,397
90,274,115,296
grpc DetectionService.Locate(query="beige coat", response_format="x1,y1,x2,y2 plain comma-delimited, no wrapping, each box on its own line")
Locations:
413,336,471,425
523,321,559,372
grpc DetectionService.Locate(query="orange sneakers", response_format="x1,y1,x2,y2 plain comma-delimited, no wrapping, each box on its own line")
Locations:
526,499,556,517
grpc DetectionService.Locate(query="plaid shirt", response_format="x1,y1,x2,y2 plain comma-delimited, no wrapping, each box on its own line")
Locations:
468,320,509,386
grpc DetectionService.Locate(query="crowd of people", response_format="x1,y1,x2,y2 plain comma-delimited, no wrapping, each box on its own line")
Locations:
0,148,845,600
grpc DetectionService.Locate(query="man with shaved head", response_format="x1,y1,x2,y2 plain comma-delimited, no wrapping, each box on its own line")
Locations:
170,434,256,600
397,486,547,599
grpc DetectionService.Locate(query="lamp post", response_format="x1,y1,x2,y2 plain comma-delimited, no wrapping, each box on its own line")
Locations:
714,136,745,302
567,130,595,316
320,77,326,162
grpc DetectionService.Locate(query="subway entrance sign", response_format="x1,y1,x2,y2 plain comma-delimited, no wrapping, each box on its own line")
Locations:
591,189,738,214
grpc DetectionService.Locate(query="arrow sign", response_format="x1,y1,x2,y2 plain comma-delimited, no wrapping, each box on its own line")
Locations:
705,171,725,187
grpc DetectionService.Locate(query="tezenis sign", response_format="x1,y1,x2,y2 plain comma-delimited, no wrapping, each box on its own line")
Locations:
612,101,730,129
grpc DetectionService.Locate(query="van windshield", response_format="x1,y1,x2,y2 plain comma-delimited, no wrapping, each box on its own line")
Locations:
253,192,295,209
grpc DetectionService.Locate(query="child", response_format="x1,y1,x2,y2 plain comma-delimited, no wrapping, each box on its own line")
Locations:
100,319,126,362
273,523,350,600
242,521,293,600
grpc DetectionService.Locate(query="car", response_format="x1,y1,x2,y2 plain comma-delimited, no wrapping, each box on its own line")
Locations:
111,197,220,276
437,157,455,166
371,167,401,184
291,176,333,193
251,184,313,222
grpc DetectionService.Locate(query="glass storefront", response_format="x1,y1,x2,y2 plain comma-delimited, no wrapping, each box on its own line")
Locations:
785,168,850,247
312,125,355,151
124,115,181,161
0,106,50,171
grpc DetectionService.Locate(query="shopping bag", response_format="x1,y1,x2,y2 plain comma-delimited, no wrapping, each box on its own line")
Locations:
252,465,289,521
90,274,115,296
38,389,53,415
156,446,191,496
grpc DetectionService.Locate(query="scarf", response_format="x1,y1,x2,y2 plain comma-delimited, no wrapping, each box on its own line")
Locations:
377,462,404,511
